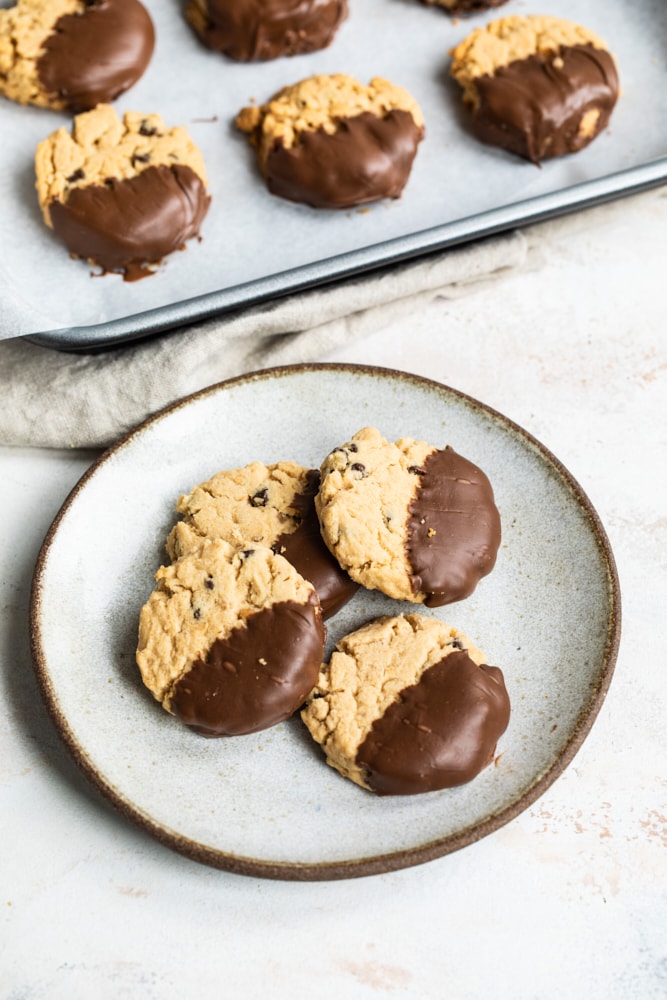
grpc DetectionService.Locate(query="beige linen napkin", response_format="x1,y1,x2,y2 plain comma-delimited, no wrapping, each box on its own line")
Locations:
1,185,664,450
0,231,526,449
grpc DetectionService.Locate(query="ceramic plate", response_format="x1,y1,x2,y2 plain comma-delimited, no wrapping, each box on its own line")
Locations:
30,365,620,880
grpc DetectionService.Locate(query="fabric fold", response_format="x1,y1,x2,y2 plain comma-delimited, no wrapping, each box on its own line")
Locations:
0,231,526,449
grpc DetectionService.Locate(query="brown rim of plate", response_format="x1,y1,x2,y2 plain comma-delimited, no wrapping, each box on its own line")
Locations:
29,362,622,882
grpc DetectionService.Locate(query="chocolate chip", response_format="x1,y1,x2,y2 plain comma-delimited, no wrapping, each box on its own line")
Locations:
451,638,464,650
204,577,214,590
348,443,358,452
193,608,201,620
408,466,426,475
241,548,255,558
139,121,157,137
66,168,85,183
250,488,269,508
132,153,151,166
350,462,366,476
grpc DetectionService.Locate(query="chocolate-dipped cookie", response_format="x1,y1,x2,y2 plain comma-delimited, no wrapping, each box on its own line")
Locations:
166,461,358,619
35,104,210,281
316,426,501,607
186,0,347,62
422,0,508,16
235,74,424,209
137,538,326,737
0,0,154,111
301,614,510,795
450,15,619,164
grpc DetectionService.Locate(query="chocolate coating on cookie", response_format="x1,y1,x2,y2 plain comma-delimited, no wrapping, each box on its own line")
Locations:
236,75,424,210
264,109,423,209
424,0,508,15
450,16,619,164
472,44,618,163
273,471,359,618
406,446,501,607
48,164,210,281
316,428,499,606
301,613,509,794
37,0,154,110
170,593,325,736
188,0,347,62
357,651,510,795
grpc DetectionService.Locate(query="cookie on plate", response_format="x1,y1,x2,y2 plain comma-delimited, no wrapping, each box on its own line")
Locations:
186,0,348,62
167,461,359,619
35,104,210,280
301,613,510,794
422,0,508,16
450,15,619,163
0,0,154,111
235,73,424,209
316,427,501,607
137,538,325,737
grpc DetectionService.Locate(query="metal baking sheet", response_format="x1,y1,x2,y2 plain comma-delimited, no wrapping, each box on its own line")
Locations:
2,0,666,351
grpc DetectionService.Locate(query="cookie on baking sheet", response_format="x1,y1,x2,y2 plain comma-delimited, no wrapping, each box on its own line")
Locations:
136,538,325,737
301,614,510,795
235,74,424,209
422,0,508,17
166,461,358,619
450,15,619,164
186,0,348,62
35,104,210,281
315,427,501,607
0,0,154,111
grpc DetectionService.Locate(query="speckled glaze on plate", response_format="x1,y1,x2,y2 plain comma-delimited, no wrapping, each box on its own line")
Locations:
30,365,620,880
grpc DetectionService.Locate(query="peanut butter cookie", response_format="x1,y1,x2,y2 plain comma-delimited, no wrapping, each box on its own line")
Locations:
450,15,619,163
35,104,210,280
301,613,510,794
167,461,358,619
137,538,325,737
315,427,501,606
186,0,347,62
0,0,154,111
423,0,508,17
235,73,424,209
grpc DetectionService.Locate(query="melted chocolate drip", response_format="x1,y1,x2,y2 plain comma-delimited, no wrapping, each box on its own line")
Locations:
171,594,325,737
274,470,358,619
356,650,510,795
264,109,424,209
48,164,210,281
472,43,619,164
37,0,155,111
406,446,501,607
197,0,347,61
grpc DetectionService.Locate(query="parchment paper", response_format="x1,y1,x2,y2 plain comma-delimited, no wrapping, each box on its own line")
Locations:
0,0,665,343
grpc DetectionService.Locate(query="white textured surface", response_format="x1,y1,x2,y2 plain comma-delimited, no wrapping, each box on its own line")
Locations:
2,188,667,997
